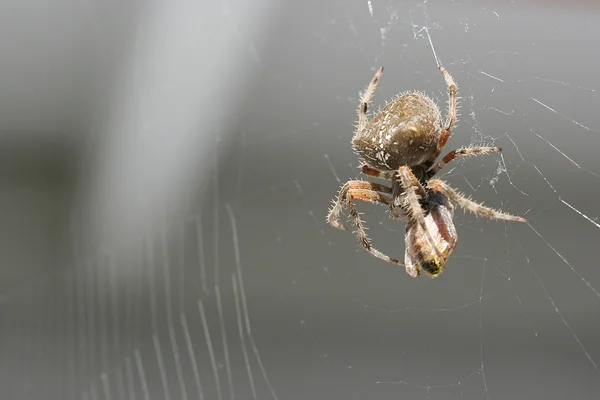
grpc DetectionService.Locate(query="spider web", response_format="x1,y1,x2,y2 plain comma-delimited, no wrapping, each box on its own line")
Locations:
295,2,600,398
1,1,600,400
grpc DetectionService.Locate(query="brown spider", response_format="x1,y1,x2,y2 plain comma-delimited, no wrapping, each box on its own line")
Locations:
326,65,527,278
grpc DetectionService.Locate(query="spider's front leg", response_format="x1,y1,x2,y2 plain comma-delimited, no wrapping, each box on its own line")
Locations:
327,180,392,230
428,179,527,222
394,166,445,265
344,189,405,266
326,180,404,266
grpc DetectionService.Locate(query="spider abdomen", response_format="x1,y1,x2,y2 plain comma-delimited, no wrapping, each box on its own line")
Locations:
352,92,442,171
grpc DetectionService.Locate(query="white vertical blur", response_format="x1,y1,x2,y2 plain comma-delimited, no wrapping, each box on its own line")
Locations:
85,0,273,252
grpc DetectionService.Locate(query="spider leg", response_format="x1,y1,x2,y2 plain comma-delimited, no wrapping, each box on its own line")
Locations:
359,163,410,220
428,179,527,222
344,188,404,266
427,146,502,177
423,66,459,169
395,166,445,263
356,67,384,135
361,164,396,180
440,66,457,132
327,180,392,230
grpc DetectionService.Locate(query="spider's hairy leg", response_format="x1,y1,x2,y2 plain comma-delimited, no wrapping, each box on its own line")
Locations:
395,166,445,263
326,180,392,230
439,66,458,132
356,67,384,135
344,189,404,266
425,66,459,168
361,164,395,180
428,146,502,177
428,179,527,222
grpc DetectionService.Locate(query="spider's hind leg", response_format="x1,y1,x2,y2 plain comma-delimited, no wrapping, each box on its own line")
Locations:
440,66,458,133
427,146,502,178
425,66,459,169
356,67,384,135
361,164,396,180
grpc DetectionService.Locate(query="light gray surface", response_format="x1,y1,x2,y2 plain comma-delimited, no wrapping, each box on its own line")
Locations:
1,1,600,399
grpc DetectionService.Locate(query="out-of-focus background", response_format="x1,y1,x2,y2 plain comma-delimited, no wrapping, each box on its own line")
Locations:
1,0,599,399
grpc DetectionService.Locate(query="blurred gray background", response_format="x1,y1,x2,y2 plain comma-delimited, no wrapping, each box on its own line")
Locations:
1,0,599,399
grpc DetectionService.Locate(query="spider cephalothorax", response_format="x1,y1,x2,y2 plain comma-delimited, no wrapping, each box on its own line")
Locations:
327,65,527,278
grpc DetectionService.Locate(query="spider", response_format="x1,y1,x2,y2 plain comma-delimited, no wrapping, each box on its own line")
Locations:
326,65,527,278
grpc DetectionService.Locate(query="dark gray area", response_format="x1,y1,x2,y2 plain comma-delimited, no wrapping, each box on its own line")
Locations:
1,1,599,399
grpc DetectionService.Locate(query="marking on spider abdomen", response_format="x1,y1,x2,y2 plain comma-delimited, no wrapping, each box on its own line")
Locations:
375,151,392,168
